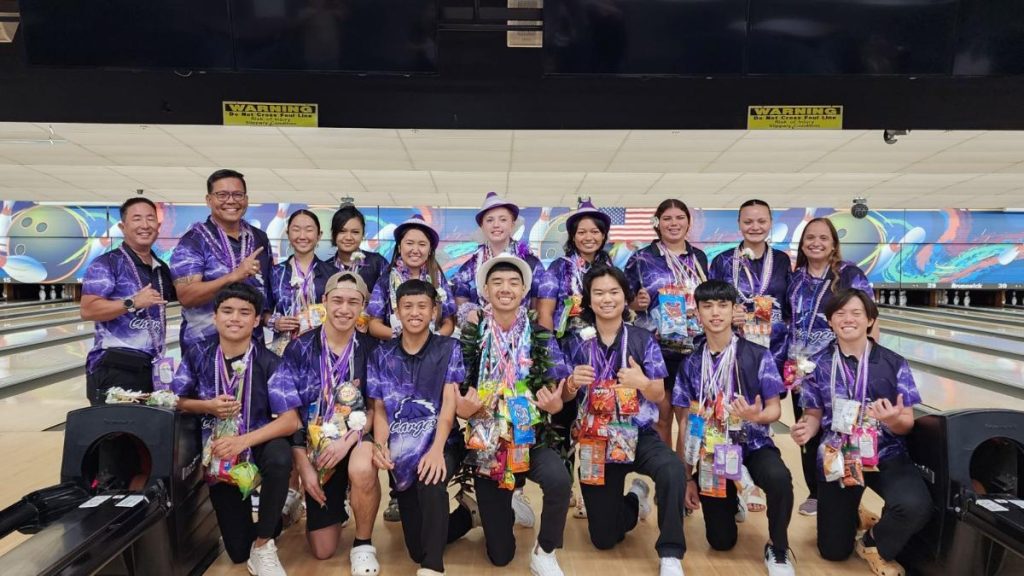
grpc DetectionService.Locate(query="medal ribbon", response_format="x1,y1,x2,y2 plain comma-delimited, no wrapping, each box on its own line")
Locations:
119,245,167,359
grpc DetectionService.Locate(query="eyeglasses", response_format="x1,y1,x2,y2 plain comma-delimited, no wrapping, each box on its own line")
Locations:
209,191,247,202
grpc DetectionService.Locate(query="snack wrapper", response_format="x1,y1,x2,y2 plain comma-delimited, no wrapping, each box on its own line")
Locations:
580,437,607,486
590,379,617,414
614,387,640,416
605,422,638,464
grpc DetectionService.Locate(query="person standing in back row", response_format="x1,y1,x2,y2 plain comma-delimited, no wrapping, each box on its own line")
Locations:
82,197,177,404
171,169,274,350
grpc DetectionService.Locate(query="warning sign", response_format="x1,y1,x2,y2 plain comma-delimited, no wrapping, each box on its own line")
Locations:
747,105,843,130
223,101,319,127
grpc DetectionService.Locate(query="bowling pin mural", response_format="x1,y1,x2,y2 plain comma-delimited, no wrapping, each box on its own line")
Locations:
0,200,47,283
265,203,290,261
528,207,551,254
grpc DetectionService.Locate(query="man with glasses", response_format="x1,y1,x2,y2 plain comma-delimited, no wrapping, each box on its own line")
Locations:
171,169,274,349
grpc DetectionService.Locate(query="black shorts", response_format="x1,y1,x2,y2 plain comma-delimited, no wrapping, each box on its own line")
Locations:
86,348,155,405
661,348,686,393
305,454,351,532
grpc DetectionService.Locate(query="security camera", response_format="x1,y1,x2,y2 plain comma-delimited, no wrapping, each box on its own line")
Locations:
339,196,355,208
136,189,145,195
883,129,909,145
852,198,869,219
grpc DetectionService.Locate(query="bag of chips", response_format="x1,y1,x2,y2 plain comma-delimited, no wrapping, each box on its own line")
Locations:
508,396,536,445
581,413,612,439
656,288,688,348
579,437,607,486
590,380,617,414
509,443,530,473
842,443,864,488
605,422,638,464
822,439,845,483
615,387,640,416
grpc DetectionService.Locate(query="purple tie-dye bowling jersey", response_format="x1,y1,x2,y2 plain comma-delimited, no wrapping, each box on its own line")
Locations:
83,247,177,374
672,338,785,457
800,341,922,480
367,333,465,491
562,323,668,430
169,217,273,349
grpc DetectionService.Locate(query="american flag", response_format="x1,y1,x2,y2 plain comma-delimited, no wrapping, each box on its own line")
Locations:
605,207,658,243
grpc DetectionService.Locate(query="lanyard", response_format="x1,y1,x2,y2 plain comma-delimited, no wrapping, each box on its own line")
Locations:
290,257,316,315
194,220,254,270
480,308,530,389
215,344,254,434
829,342,871,419
658,242,706,287
388,260,438,316
698,336,738,409
315,328,355,424
732,245,774,299
590,326,629,381
119,245,167,358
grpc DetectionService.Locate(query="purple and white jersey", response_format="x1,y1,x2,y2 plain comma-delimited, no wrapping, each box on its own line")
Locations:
268,327,377,429
169,217,273,349
673,338,785,456
365,265,457,328
451,242,557,307
786,261,873,358
83,247,176,373
800,341,922,479
171,336,299,446
709,245,793,369
562,324,668,430
367,334,464,492
269,255,336,319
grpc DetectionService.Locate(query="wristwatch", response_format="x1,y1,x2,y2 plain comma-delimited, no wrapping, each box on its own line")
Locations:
123,297,136,313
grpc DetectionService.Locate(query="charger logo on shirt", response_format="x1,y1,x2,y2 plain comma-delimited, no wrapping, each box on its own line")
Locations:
129,317,162,330
391,398,437,437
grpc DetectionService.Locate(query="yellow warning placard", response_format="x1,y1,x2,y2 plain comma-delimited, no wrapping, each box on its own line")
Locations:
747,105,843,130
223,101,319,127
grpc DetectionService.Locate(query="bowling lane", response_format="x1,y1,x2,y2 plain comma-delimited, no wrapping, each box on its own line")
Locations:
881,318,1024,359
0,320,181,391
0,303,181,335
879,333,1024,390
915,306,1024,328
0,308,183,354
0,348,184,433
881,308,1024,339
0,299,71,311
0,301,76,319
913,369,1024,413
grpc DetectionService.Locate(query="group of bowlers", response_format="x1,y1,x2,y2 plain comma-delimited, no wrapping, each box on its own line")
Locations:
80,168,933,576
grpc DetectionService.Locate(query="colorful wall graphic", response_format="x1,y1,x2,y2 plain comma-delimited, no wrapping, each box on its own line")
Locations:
2,201,1023,289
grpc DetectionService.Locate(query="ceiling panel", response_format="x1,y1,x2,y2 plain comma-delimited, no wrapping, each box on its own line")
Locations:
0,124,1021,208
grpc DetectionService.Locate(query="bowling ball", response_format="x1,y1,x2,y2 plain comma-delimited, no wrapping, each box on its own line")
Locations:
825,211,886,273
9,205,89,282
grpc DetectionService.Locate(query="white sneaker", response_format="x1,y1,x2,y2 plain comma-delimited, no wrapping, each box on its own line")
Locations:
630,478,652,521
512,487,536,528
764,544,796,576
281,488,303,528
415,570,444,576
246,539,286,576
350,544,380,576
659,557,685,576
530,542,564,576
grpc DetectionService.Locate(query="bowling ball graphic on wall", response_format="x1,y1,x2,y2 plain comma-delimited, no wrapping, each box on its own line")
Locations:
825,211,886,275
7,206,90,282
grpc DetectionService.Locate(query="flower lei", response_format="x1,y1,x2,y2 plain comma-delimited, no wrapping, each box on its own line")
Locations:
732,245,774,300
454,309,562,494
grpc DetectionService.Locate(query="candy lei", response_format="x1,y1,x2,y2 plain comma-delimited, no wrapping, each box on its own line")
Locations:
192,220,255,271
568,254,589,296
215,344,254,455
731,245,775,300
658,241,706,287
315,328,355,426
478,306,532,391
479,239,532,268
698,336,739,413
119,245,166,358
335,250,366,273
